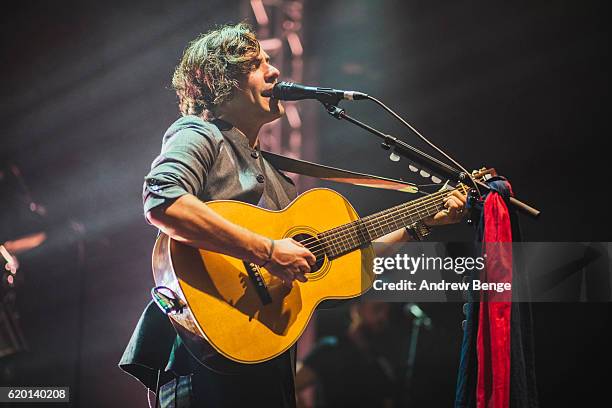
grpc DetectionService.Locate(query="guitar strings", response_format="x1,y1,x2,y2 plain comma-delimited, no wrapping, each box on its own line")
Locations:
298,187,453,255
308,185,458,250
306,194,449,259
354,183,469,243
304,198,445,260
298,186,465,259
348,183,469,248
333,183,468,247
304,187,452,248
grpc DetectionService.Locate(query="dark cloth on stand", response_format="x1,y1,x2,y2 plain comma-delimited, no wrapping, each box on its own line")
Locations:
455,178,538,408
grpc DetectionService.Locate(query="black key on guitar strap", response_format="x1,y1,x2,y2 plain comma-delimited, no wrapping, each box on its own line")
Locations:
243,261,273,305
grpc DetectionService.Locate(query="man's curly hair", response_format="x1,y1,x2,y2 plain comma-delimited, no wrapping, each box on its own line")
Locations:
172,23,261,117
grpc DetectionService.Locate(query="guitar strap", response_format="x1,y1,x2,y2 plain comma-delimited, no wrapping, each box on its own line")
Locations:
261,150,419,194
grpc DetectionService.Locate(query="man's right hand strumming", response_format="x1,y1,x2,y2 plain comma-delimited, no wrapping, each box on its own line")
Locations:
262,238,316,287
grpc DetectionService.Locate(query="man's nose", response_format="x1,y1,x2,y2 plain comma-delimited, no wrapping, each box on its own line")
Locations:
266,64,280,82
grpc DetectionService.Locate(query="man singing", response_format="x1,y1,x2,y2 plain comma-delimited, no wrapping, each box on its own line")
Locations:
120,23,465,407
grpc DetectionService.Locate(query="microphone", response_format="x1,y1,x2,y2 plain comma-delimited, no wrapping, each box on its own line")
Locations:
266,81,369,102
403,303,433,329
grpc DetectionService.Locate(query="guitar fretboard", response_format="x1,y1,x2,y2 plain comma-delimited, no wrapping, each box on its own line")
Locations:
317,185,466,259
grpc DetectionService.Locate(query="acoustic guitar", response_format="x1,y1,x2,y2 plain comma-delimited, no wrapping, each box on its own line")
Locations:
151,169,492,372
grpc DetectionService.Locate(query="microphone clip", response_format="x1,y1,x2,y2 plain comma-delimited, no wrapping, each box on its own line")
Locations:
323,102,345,119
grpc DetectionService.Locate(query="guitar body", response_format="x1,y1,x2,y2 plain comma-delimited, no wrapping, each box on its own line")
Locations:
152,188,375,370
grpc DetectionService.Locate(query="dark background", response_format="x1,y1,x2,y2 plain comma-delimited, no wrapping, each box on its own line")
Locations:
1,1,609,406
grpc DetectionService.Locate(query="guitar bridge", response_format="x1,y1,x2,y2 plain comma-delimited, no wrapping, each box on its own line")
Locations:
243,261,273,305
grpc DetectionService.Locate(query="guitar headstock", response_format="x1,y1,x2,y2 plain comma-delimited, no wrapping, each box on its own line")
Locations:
471,167,497,181
451,167,497,195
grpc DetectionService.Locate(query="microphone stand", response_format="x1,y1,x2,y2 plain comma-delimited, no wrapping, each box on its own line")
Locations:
396,303,433,406
319,98,541,218
399,314,429,406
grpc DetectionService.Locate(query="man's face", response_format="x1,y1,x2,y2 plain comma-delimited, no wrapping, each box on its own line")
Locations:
232,46,284,122
358,302,390,334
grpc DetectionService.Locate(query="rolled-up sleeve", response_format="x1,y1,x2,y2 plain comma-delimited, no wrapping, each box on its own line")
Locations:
143,127,218,216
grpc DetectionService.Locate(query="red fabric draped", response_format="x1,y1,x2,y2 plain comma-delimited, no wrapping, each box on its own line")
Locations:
477,190,513,408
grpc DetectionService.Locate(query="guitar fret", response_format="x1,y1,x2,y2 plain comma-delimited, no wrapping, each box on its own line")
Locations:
320,186,459,259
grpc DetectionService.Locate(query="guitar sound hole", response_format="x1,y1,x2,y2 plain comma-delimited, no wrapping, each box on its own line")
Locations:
292,233,326,273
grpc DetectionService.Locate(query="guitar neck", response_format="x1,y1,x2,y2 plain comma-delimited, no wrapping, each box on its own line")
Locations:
318,186,465,259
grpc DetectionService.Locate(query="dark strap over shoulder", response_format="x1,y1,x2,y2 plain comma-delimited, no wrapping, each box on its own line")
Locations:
261,150,419,194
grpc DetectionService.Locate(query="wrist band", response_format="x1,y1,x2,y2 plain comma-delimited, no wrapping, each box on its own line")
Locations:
405,226,420,241
406,221,431,241
261,238,275,268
